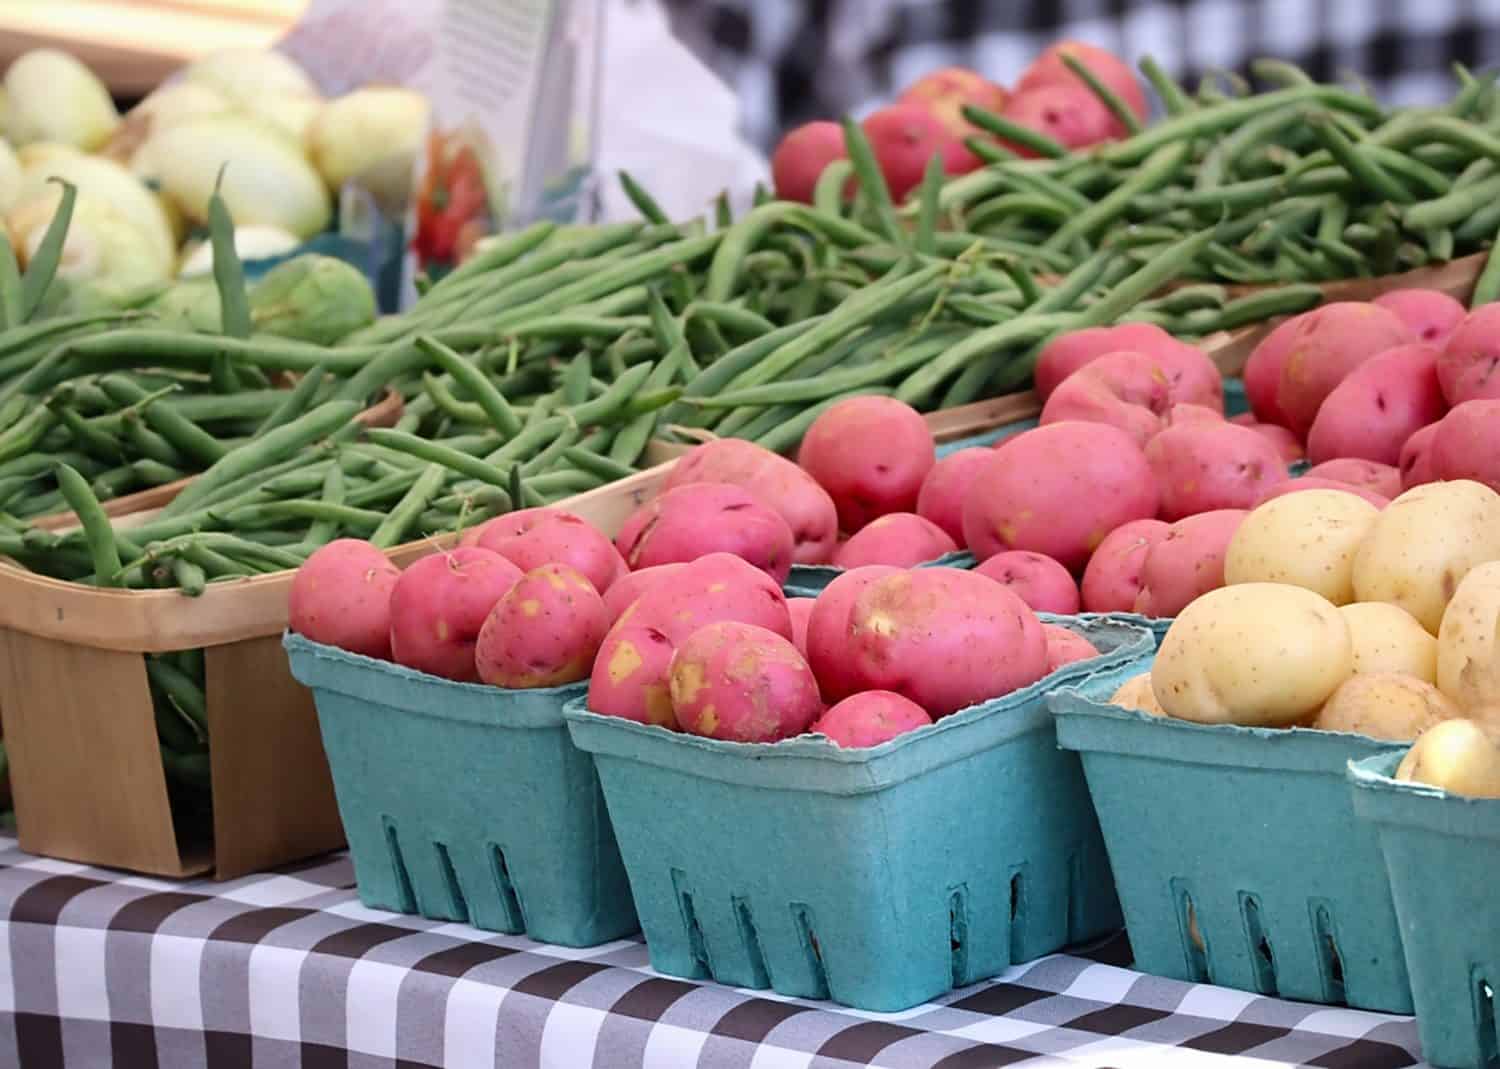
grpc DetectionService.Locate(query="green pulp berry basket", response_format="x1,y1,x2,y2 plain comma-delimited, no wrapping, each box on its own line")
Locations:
563,615,1152,1012
1050,657,1414,1014
283,632,637,948
1350,750,1500,1069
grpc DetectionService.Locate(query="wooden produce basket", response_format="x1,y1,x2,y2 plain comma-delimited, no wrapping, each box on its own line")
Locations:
0,453,674,879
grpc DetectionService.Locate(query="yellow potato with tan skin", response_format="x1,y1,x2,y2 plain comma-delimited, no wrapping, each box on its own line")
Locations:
1352,479,1500,634
1108,673,1164,716
1339,602,1438,682
1312,673,1460,741
1224,489,1379,604
1436,560,1500,708
1397,718,1500,797
1152,583,1353,726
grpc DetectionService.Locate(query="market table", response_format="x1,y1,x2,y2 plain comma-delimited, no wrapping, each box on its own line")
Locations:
0,837,1428,1069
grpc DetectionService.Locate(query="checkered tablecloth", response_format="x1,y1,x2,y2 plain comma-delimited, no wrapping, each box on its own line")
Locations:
0,838,1428,1069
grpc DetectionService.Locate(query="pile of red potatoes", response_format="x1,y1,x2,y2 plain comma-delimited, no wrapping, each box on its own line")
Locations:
771,41,1144,202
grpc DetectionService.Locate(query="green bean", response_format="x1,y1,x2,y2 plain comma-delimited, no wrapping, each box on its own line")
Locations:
520,468,602,500
566,363,654,425
694,330,958,408
561,447,636,482
1241,198,1323,255
1363,145,1453,197
813,160,856,216
47,399,124,461
53,461,123,586
151,681,205,751
895,310,1079,406
366,429,509,487
1308,111,1414,204
617,170,669,224
131,459,186,486
1455,195,1500,243
20,179,76,320
171,556,208,597
0,234,21,329
1425,226,1456,262
415,336,524,436
962,104,1069,158
1250,57,1315,88
1195,103,1309,192
423,221,556,298
146,658,209,734
1138,55,1194,116
160,748,211,790
840,116,905,243
1405,173,1500,231
687,301,777,340
421,372,487,424
364,463,444,549
0,405,57,465
303,465,346,546
1473,219,1500,306
253,367,326,437
98,376,227,466
518,422,581,477
207,173,252,339
1061,52,1143,134
1043,142,1191,251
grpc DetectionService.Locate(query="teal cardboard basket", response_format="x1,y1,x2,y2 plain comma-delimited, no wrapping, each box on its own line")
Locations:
283,633,637,947
784,550,976,598
1051,657,1414,1013
1351,751,1500,1068
563,615,1153,1011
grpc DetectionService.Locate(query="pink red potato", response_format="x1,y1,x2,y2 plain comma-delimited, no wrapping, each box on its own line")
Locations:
1134,510,1248,618
1016,40,1149,127
615,483,795,583
388,547,523,682
916,447,992,545
787,597,815,660
589,623,679,728
810,690,933,748
1400,423,1441,489
600,562,686,624
1165,403,1223,427
475,564,608,688
805,565,903,703
832,513,957,569
899,68,1008,141
1255,476,1390,510
1042,624,1101,673
1242,317,1301,427
1239,421,1305,464
289,538,401,659
1145,421,1283,521
1080,518,1171,613
473,507,625,594
1040,353,1171,446
798,395,936,532
668,622,822,743
845,567,1048,717
460,505,560,546
999,85,1118,155
665,439,839,565
1276,302,1415,433
1430,400,1500,492
975,550,1081,614
1033,322,1216,403
861,104,981,200
1373,289,1466,346
1305,343,1446,466
1303,459,1403,501
770,121,847,204
964,421,1158,569
1436,303,1500,404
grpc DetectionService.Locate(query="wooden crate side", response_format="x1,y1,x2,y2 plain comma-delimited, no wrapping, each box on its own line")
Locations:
0,628,205,876
207,635,343,879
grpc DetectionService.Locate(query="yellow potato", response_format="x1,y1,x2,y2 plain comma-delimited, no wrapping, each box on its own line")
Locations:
1339,602,1438,682
1352,480,1500,634
1436,560,1500,709
1152,583,1353,727
1108,673,1165,716
1312,673,1460,741
1396,718,1500,797
1225,489,1379,604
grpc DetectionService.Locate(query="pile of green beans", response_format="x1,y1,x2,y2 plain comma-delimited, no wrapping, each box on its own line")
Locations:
886,58,1500,286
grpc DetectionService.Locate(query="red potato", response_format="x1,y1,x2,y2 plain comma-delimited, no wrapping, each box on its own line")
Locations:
1276,302,1415,434
622,552,793,643
1017,40,1149,128
832,512,957,568
616,484,795,584
1035,322,1195,401
1373,289,1466,346
963,421,1159,570
289,539,402,659
805,565,903,703
475,563,609,688
787,597,815,660
1303,459,1403,500
798,395,936,532
1430,400,1500,492
809,690,932,748
1133,510,1247,618
1145,421,1284,521
770,121,847,204
1080,518,1171,613
601,563,686,625
975,550,1081,614
1242,316,1301,426
916,447,992,545
898,67,1008,142
669,622,822,743
460,506,562,547
1039,354,1171,447
474,508,625,594
1166,403,1223,427
388,547,524,682
861,104,979,201
1400,423,1441,489
1238,421,1305,464
1042,624,1101,673
846,568,1048,717
1436,303,1500,404
999,85,1118,155
589,624,678,729
1255,476,1390,510
1305,343,1446,466
665,438,839,564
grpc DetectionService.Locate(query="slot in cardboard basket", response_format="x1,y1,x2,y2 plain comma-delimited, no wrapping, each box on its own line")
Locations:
0,456,675,879
1350,751,1500,1069
1050,658,1413,1013
564,615,1154,1012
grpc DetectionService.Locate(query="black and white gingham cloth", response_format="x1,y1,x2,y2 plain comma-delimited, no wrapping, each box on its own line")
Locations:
655,0,1500,150
0,837,1430,1068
